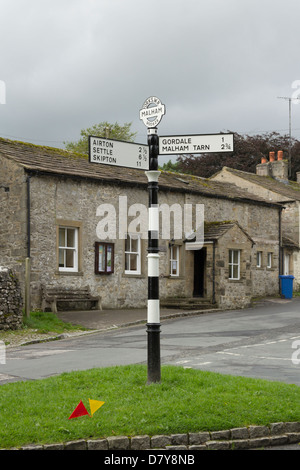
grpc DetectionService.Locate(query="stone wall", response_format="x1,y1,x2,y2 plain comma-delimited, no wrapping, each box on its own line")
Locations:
0,267,23,330
0,157,27,294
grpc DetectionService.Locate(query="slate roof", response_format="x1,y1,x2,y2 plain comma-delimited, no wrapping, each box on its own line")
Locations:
213,166,300,202
0,137,281,208
204,221,254,243
185,221,254,244
282,236,300,250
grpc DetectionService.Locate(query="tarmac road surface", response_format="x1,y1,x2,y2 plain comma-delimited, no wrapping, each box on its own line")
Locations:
1,297,300,387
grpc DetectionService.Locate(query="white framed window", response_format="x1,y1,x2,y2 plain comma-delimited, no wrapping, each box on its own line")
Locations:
267,252,272,269
58,227,79,272
170,245,180,277
125,234,141,275
229,249,240,280
256,251,262,268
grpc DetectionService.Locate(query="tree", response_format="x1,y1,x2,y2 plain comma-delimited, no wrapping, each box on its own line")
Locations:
64,121,137,155
159,159,180,172
176,131,300,180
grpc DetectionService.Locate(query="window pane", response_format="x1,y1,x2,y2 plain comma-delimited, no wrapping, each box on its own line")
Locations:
257,252,261,267
232,264,239,279
130,254,137,271
131,237,138,253
233,250,239,264
59,228,65,247
66,249,74,268
170,246,179,276
268,253,272,268
67,228,75,247
98,244,105,272
171,260,178,275
125,253,130,271
125,236,130,252
59,249,65,267
107,246,112,272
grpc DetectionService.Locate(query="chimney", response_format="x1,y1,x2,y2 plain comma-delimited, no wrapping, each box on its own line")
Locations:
256,155,270,176
256,150,288,182
270,150,288,182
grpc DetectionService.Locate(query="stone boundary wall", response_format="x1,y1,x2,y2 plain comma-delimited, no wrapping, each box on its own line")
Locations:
0,267,23,330
9,422,300,450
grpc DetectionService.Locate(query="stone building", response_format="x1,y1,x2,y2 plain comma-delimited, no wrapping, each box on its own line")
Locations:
211,151,300,290
0,138,283,313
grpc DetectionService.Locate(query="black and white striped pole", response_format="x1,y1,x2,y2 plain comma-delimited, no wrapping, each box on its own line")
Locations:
139,97,166,384
146,127,161,383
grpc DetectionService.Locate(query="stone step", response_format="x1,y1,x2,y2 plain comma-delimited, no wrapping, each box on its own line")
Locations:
161,297,217,310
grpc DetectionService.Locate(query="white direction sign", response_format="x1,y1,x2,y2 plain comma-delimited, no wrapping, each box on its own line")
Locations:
89,136,149,170
159,133,234,155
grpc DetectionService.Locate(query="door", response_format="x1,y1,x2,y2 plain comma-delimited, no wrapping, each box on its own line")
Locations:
193,248,206,297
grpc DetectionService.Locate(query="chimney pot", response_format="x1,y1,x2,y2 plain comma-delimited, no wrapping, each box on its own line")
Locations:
277,150,283,161
269,151,275,162
261,157,267,164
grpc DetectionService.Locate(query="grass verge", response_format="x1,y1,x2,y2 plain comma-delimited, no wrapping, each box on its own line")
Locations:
0,364,299,449
0,311,87,346
22,311,86,334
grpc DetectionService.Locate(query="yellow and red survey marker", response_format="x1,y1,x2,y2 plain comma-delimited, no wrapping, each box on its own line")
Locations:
68,399,105,419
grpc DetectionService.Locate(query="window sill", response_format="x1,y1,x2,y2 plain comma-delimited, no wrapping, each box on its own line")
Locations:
55,271,84,276
123,273,144,279
95,272,114,275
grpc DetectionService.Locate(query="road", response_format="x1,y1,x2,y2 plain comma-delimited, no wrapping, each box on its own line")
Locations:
1,297,300,386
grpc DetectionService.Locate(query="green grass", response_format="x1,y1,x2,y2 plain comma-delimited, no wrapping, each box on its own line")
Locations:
0,311,87,346
22,311,86,334
0,365,299,449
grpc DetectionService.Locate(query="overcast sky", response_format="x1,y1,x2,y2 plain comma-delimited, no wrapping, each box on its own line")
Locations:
1,0,300,164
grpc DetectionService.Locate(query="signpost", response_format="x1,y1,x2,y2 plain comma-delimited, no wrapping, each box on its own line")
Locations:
139,97,166,384
89,136,149,170
159,133,234,155
88,98,233,386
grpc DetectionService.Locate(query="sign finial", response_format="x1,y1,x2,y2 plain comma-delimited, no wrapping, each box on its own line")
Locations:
139,97,166,128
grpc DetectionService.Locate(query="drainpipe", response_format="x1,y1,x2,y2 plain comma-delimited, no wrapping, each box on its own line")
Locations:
279,206,283,295
212,241,216,304
25,175,31,317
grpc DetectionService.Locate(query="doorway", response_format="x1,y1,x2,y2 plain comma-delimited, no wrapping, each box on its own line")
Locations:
193,248,206,297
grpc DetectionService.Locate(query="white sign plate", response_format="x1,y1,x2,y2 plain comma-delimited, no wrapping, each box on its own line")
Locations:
89,136,149,170
159,133,234,155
